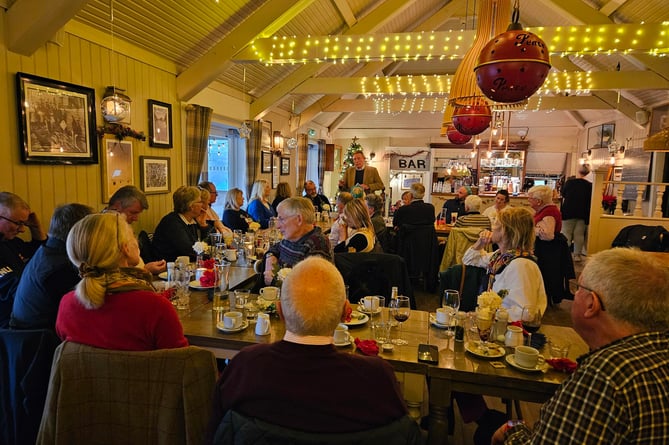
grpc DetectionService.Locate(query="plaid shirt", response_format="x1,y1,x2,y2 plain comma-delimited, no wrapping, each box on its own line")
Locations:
506,331,669,444
268,226,332,268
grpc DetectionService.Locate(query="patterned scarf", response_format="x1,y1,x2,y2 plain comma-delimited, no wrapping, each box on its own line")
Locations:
486,249,536,291
105,267,156,294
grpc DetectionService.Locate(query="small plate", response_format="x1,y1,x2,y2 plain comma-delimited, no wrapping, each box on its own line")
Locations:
429,314,450,329
189,280,215,290
344,311,369,326
357,305,382,315
333,339,352,347
216,320,249,334
505,354,547,372
158,271,168,280
465,341,506,359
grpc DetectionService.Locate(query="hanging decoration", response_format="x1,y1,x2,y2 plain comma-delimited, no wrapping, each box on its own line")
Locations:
475,0,551,104
238,68,252,138
100,0,132,124
446,125,473,145
286,100,299,151
452,104,493,135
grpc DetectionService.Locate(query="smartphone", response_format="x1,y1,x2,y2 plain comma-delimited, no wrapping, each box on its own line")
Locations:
417,344,439,364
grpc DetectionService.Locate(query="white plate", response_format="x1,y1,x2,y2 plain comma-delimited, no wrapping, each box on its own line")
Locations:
216,320,249,333
158,271,168,280
344,311,369,326
465,341,506,359
333,339,352,347
357,305,382,315
505,354,547,373
429,314,451,329
189,280,215,290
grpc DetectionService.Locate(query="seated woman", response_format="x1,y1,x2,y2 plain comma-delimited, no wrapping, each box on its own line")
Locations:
152,185,215,262
56,213,188,350
247,179,276,229
334,199,376,253
222,188,252,232
329,192,354,247
272,182,292,213
462,206,547,321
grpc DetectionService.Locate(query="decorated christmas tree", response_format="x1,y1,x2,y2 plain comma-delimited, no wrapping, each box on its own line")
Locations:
340,136,363,179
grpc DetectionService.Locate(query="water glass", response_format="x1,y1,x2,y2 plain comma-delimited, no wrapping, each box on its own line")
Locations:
244,298,259,323
234,289,251,311
174,269,191,310
549,340,570,358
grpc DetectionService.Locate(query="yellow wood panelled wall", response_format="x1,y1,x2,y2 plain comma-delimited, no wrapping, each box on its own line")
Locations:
0,19,181,236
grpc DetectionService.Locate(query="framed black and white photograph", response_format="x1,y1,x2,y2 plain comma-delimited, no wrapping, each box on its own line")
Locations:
261,120,272,149
280,157,290,175
16,72,98,164
261,151,272,173
587,123,615,149
101,136,133,202
140,156,171,194
148,99,173,148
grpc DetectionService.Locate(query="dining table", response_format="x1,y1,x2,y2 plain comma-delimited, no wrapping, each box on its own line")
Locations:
177,295,588,444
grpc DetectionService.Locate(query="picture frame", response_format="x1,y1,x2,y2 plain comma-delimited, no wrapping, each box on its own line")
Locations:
401,174,422,190
16,72,98,165
148,99,173,148
280,157,290,175
271,153,280,189
261,151,272,173
140,156,171,194
261,120,272,149
587,123,615,149
101,136,134,202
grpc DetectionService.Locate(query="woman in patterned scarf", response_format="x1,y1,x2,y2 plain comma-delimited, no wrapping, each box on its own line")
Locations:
462,207,547,321
56,212,188,350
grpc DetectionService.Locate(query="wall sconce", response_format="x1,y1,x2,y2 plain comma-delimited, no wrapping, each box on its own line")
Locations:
272,131,284,155
516,128,529,141
369,152,376,161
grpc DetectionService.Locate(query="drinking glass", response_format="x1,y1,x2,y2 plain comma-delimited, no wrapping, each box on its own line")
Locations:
475,314,493,347
442,289,460,337
174,269,191,310
521,305,542,346
390,296,411,345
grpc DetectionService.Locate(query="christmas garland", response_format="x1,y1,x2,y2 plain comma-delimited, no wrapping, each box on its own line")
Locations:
383,149,430,159
97,123,147,142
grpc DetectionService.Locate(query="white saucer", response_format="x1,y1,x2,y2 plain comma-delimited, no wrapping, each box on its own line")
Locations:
189,280,215,290
465,341,506,359
505,354,547,372
333,339,352,347
216,320,249,333
357,305,382,315
429,314,450,329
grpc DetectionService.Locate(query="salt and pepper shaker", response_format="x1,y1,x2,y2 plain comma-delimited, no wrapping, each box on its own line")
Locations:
493,308,509,343
166,262,175,288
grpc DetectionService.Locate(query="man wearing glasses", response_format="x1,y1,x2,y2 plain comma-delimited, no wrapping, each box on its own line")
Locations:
0,192,46,327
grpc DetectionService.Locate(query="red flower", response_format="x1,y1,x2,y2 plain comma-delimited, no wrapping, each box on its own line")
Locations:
200,258,215,270
199,269,216,287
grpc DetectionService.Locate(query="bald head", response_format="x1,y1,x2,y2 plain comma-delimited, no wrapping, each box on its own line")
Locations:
280,257,346,336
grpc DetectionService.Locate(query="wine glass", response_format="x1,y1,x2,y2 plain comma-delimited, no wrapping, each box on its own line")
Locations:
521,305,542,346
390,296,411,345
442,289,460,337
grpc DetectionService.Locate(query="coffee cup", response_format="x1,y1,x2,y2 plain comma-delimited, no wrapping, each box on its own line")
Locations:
333,323,349,344
435,307,451,325
259,286,279,301
224,249,238,262
255,313,271,335
360,296,380,312
514,345,544,368
223,311,243,329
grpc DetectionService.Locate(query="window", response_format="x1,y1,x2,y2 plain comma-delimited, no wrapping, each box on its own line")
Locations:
203,124,246,216
305,142,319,187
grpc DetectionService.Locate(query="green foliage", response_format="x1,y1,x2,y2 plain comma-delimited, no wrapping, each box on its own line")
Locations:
340,136,363,179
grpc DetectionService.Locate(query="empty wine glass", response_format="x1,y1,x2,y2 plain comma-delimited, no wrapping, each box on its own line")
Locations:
390,296,411,345
521,305,542,346
442,289,460,337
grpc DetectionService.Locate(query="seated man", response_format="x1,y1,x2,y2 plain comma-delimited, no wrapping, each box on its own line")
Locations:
454,195,491,229
0,192,47,327
303,180,331,212
491,248,669,444
392,182,435,229
10,203,93,330
441,186,469,224
208,256,408,438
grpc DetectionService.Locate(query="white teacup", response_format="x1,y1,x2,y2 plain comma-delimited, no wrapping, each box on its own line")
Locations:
255,313,271,336
435,307,451,325
514,345,544,368
360,296,380,312
333,323,349,344
259,286,279,301
224,249,238,262
194,267,207,281
223,311,243,329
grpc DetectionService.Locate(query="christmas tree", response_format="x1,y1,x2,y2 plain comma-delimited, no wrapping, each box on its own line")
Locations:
340,136,363,179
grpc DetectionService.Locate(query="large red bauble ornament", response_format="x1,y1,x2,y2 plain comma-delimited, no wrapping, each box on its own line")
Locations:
452,104,492,135
446,125,472,145
475,29,551,103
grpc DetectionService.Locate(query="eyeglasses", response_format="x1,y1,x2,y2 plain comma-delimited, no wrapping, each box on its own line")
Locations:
0,215,35,229
577,283,606,311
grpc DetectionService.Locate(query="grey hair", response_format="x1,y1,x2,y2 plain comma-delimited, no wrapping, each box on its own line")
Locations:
224,188,243,210
410,182,425,199
528,185,553,204
172,186,201,214
277,197,315,224
108,186,149,211
0,192,29,216
580,248,669,331
464,195,482,212
49,203,94,241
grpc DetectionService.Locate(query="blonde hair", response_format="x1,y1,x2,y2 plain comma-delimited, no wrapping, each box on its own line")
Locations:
528,185,553,205
281,256,346,336
496,207,535,251
249,179,269,202
343,198,372,230
225,188,243,210
66,213,134,309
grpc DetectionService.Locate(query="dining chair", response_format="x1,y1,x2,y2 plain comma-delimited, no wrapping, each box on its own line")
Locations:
36,342,218,445
439,226,487,272
396,224,439,292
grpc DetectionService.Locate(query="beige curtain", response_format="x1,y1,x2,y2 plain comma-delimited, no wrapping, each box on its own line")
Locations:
297,133,308,194
245,121,262,197
317,139,326,192
185,104,213,186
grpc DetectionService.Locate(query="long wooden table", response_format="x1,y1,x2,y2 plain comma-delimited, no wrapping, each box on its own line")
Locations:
178,297,587,444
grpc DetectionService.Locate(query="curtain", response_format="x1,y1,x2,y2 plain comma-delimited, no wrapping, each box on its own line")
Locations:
185,104,213,186
317,139,326,193
297,133,308,194
245,121,262,197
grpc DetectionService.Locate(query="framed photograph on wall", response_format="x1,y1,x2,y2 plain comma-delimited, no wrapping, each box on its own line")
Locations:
401,174,422,190
16,72,98,164
280,157,290,175
261,151,272,173
101,136,133,202
587,123,615,149
140,156,171,194
148,99,173,148
261,120,272,149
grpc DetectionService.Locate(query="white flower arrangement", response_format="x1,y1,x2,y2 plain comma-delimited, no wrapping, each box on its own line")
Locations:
322,203,331,211
192,241,209,255
276,267,292,281
476,290,504,320
248,221,261,231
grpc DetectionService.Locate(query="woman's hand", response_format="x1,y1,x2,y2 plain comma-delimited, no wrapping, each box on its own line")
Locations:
264,255,278,285
472,229,493,250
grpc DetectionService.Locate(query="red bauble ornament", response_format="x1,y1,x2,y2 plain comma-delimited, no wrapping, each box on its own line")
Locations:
475,29,551,103
446,125,473,145
452,104,492,135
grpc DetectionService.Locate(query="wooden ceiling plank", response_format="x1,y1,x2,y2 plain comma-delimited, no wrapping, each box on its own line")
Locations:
599,0,629,17
7,0,89,55
539,0,612,25
332,0,357,28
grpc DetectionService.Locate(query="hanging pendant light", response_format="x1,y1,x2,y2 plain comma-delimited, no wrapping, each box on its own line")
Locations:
238,68,252,138
475,0,551,103
446,124,473,144
100,0,131,124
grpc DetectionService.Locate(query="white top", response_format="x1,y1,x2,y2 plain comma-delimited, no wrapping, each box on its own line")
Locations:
462,247,547,321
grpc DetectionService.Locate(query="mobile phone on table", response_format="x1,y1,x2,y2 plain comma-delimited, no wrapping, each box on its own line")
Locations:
417,344,439,364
